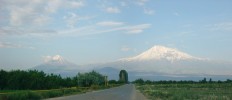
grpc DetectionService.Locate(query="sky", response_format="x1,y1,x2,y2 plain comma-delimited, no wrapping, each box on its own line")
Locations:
0,0,232,70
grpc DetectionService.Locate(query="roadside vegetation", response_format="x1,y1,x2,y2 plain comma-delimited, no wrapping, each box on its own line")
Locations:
134,78,232,100
0,69,122,100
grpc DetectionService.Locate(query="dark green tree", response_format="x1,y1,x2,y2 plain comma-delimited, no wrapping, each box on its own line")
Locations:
76,70,105,87
119,70,128,83
108,80,117,84
209,78,212,83
0,70,7,90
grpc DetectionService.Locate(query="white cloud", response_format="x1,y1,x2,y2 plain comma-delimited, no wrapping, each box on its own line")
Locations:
106,7,120,13
1,0,85,27
144,8,155,15
125,24,151,34
59,23,151,36
135,0,149,6
127,29,143,34
95,23,151,35
97,21,124,26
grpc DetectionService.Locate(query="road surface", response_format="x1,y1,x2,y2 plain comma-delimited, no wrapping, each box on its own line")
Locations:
47,84,147,100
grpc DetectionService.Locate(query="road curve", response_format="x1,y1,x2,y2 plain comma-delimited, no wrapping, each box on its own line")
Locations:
47,84,147,100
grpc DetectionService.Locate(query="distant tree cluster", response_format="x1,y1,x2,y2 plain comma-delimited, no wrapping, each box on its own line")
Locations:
133,78,232,84
0,69,106,90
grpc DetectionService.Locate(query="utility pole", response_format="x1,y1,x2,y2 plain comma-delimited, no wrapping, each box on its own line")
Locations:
104,76,108,87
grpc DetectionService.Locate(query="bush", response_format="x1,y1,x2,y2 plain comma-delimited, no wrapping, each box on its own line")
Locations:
6,91,41,100
40,90,63,98
90,84,100,90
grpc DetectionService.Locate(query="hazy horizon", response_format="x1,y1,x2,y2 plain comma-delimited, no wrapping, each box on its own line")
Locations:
1,0,232,71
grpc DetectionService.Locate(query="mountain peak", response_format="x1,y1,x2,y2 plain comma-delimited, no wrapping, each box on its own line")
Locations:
121,45,202,62
44,55,65,64
52,55,64,62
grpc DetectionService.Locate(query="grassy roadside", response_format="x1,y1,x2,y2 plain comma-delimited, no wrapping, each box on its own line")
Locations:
136,83,232,100
0,84,121,100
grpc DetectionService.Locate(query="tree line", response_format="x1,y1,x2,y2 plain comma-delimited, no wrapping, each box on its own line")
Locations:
133,78,232,84
0,69,107,90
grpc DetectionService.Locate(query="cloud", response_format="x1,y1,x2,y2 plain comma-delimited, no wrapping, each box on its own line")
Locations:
58,23,151,36
105,7,120,13
0,42,22,48
45,0,62,13
127,29,143,34
33,15,51,26
0,26,57,36
125,24,151,34
67,0,84,8
97,21,124,27
0,41,34,49
208,22,232,31
121,46,131,52
1,0,85,26
135,0,149,6
63,12,94,28
144,8,155,15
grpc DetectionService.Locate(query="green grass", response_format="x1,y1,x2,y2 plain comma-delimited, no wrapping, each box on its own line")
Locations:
0,84,120,100
136,83,232,100
0,87,84,100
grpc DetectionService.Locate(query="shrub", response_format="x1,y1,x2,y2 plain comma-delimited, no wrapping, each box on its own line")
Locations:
6,91,41,100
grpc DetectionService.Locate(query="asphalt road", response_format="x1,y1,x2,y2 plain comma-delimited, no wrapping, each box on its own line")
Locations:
47,84,147,100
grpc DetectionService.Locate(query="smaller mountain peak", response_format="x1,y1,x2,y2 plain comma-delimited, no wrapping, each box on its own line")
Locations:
44,55,65,64
52,55,64,61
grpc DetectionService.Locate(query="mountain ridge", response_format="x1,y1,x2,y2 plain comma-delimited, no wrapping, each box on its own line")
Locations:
31,46,232,80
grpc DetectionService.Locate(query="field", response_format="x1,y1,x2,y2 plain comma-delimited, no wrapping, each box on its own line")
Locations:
136,83,232,100
0,84,119,100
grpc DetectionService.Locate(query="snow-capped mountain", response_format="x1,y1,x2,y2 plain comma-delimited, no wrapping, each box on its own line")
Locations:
120,45,203,62
93,45,232,79
31,46,232,81
32,55,81,77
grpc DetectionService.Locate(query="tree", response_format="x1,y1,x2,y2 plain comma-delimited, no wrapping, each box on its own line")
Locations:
119,70,128,83
0,69,106,90
108,80,117,84
209,78,212,83
76,70,105,87
133,78,144,84
0,69,7,90
199,77,207,83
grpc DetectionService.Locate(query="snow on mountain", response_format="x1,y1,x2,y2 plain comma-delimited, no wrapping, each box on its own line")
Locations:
32,55,81,77
43,55,66,64
120,45,203,62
